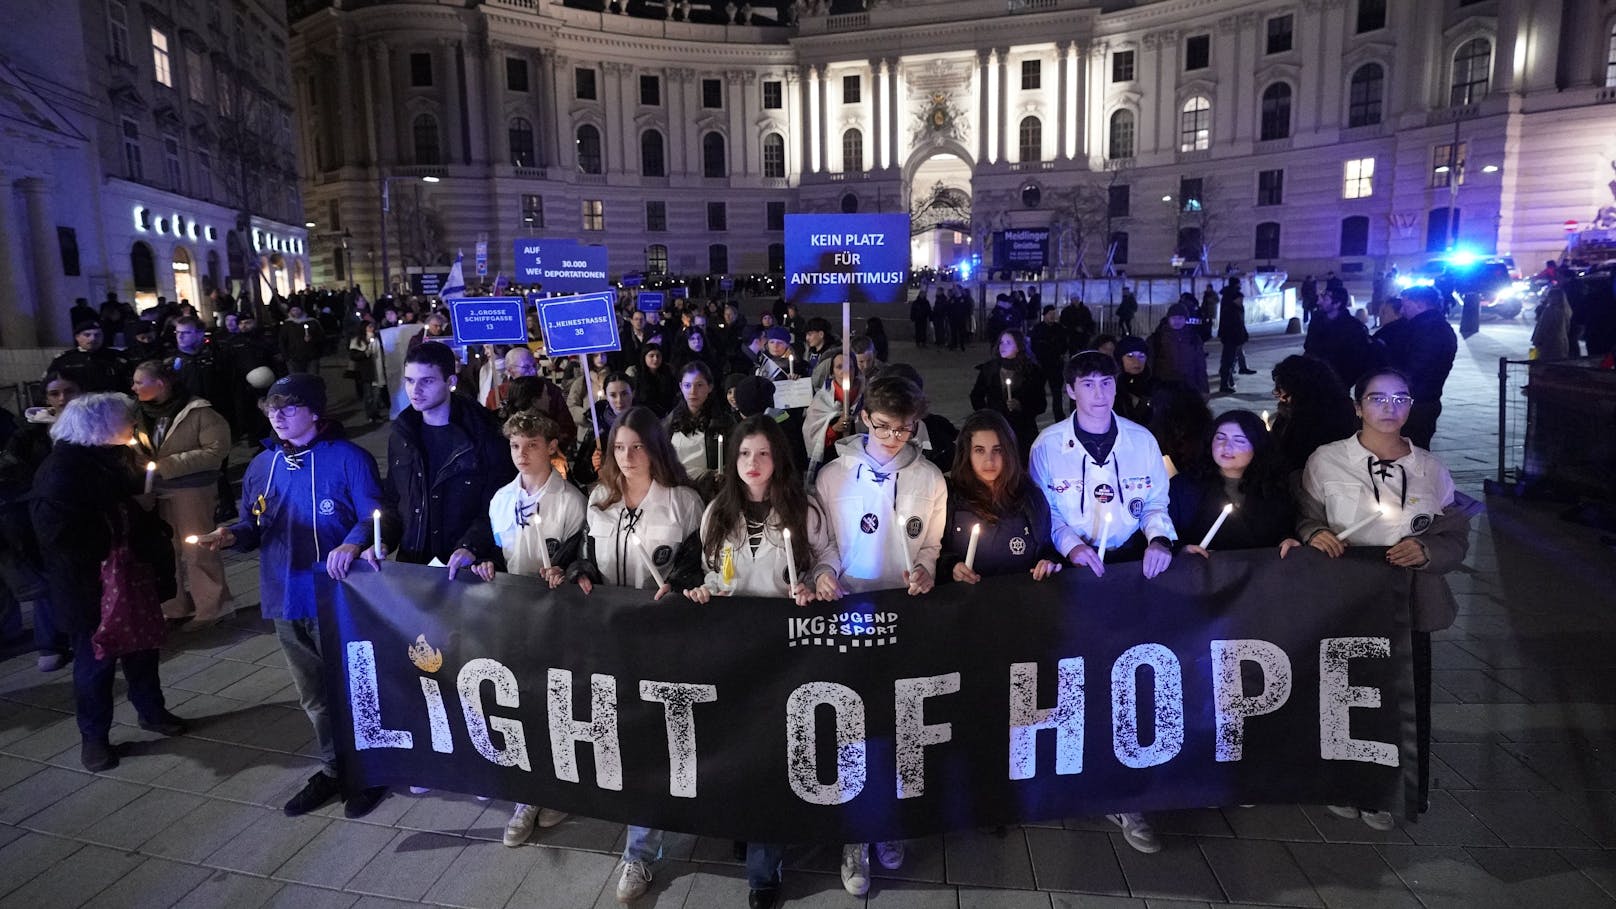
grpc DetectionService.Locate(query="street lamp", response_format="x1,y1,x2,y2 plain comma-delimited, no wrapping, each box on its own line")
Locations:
379,174,440,299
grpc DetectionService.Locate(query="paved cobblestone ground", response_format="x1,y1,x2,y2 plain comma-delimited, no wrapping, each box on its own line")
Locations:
4,316,1615,908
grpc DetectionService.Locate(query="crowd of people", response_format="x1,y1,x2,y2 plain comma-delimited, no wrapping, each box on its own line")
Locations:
0,279,1483,909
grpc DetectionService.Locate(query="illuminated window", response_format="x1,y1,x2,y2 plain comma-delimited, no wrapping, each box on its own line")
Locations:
647,244,668,274
521,194,544,229
1430,142,1466,188
151,28,172,86
1179,96,1211,152
581,199,604,231
1343,157,1374,198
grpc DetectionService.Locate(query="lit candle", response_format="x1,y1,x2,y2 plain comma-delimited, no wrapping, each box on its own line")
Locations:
1004,376,1013,402
372,509,383,559
716,433,724,472
1197,503,1234,549
891,511,913,578
1097,513,1113,563
1261,410,1272,431
841,375,851,422
782,527,799,595
1162,454,1178,479
788,351,795,378
538,530,553,570
144,461,156,494
633,532,668,589
964,523,981,571
183,535,199,545
1335,506,1385,543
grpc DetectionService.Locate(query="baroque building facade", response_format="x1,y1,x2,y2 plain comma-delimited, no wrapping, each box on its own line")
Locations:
0,0,309,350
290,0,1616,292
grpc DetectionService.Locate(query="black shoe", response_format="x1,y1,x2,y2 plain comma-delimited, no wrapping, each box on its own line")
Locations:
284,771,342,816
138,710,188,736
748,885,781,909
1238,368,1258,375
1220,384,1236,394
81,738,118,772
343,785,388,818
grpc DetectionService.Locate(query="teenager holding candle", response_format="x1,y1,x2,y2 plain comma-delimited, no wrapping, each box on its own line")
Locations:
813,374,946,897
968,330,1046,463
802,352,861,476
562,406,704,902
571,372,635,485
445,411,587,847
1298,367,1473,827
1167,410,1300,557
664,361,735,486
937,411,1060,584
1030,351,1176,580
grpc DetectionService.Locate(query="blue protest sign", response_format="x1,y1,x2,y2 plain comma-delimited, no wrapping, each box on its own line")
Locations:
512,240,610,294
621,272,645,288
636,291,665,313
784,213,910,306
719,276,734,291
410,272,452,296
449,297,528,345
669,286,689,300
538,291,622,357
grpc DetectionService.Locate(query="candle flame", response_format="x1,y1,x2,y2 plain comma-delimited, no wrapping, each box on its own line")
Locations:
1222,503,1234,514
184,535,199,544
146,461,156,471
373,509,381,518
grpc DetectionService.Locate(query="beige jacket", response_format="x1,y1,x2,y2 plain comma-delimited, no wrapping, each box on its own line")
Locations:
153,397,231,488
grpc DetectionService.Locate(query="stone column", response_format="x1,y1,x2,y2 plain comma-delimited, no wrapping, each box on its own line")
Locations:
335,34,358,166
21,178,61,345
438,39,463,165
800,66,816,173
371,44,397,165
785,70,802,180
869,59,883,171
487,40,509,165
1073,41,1089,159
1056,41,1070,160
976,50,990,164
887,59,900,170
462,39,488,164
605,62,630,174
817,66,828,174
726,69,747,177
553,54,576,172
995,48,1009,164
0,175,39,347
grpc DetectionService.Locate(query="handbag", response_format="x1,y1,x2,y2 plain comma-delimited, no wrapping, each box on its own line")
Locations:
91,503,169,661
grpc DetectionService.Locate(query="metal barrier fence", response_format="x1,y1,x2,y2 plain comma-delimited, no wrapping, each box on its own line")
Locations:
1491,358,1531,491
1490,356,1616,501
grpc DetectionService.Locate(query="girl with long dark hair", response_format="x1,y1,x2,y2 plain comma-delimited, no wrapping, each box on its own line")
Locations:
938,410,1060,583
968,330,1046,461
1168,409,1300,556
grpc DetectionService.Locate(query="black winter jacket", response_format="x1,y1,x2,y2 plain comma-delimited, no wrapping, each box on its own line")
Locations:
383,395,516,565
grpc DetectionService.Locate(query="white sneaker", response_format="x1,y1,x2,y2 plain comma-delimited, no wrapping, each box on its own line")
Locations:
840,843,870,896
1106,813,1162,854
537,807,569,828
1361,810,1395,831
503,804,538,847
616,860,652,903
408,786,431,795
1326,805,1361,820
874,840,905,870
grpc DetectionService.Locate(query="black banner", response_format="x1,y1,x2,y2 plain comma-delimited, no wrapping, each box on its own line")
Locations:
321,550,1417,844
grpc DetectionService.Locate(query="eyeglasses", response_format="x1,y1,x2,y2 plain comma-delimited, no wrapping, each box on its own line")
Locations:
869,421,916,440
265,403,305,417
1362,393,1414,408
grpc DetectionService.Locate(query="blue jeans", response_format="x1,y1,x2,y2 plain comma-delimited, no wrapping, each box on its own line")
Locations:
746,843,784,889
623,825,664,864
275,617,337,775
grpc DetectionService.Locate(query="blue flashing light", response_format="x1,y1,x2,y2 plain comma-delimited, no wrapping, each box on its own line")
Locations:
956,260,972,280
1444,249,1479,267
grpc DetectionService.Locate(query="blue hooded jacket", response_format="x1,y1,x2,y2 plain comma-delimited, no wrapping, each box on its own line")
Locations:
227,423,384,620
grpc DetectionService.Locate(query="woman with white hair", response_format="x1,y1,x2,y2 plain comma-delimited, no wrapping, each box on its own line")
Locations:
30,393,185,772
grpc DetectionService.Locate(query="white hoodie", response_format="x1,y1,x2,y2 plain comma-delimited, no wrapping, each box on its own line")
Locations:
1029,413,1175,556
814,435,947,593
488,470,588,576
697,497,841,597
582,480,705,589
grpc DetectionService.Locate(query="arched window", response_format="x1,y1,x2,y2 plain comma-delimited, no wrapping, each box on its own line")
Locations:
508,117,535,167
842,128,863,172
1018,116,1042,163
130,241,157,291
412,113,441,165
840,192,859,214
762,132,785,179
1348,64,1384,128
1179,96,1211,152
702,131,726,178
640,129,665,177
1254,221,1281,260
1259,83,1292,141
1107,109,1135,160
575,124,602,174
1340,215,1370,257
708,243,728,274
646,243,668,275
1450,38,1491,106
